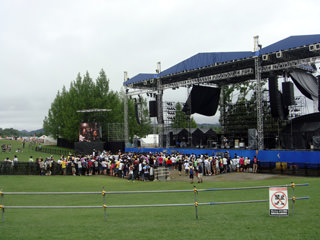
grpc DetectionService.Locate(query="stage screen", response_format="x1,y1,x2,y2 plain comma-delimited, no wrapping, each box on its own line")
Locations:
79,122,100,142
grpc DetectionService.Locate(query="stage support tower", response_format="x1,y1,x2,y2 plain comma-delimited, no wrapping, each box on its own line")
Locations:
124,71,129,147
254,36,264,150
156,62,164,148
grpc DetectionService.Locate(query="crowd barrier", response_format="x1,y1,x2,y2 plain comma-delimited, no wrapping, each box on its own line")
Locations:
1,161,320,176
0,183,309,222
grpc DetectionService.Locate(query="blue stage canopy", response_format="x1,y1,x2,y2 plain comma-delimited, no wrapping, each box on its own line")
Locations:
158,51,254,78
259,34,320,55
124,73,157,85
124,34,320,86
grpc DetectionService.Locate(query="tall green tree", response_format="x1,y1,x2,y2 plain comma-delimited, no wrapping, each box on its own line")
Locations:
43,69,151,142
171,102,197,129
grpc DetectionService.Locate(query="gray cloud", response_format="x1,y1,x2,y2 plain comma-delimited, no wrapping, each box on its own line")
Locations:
1,0,319,130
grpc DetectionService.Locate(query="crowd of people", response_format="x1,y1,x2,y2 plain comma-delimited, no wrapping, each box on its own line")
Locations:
2,150,259,182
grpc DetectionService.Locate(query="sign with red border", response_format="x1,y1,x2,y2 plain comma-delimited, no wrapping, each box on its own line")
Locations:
269,187,289,216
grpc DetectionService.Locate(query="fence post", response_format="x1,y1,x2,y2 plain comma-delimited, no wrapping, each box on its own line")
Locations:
102,187,107,222
193,186,198,220
0,189,4,222
291,182,295,216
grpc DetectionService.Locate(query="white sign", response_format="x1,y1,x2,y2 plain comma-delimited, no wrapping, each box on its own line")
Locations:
269,187,289,216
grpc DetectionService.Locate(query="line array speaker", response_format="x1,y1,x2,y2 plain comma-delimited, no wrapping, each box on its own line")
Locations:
269,76,288,120
149,100,157,117
282,82,295,107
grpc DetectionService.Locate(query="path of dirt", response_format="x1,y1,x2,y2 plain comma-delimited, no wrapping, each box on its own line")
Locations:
167,170,296,182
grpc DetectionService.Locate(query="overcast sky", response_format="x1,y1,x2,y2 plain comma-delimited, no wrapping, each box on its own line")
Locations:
1,0,320,131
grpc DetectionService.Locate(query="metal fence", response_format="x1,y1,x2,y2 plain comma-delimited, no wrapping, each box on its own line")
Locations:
1,161,319,176
0,183,309,222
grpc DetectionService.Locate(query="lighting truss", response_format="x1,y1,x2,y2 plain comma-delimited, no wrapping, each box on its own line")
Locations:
261,57,318,73
161,67,254,90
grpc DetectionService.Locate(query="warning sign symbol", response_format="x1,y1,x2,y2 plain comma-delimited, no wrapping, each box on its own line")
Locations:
271,191,288,209
269,187,289,216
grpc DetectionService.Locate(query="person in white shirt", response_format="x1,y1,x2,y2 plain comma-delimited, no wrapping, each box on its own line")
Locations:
184,161,189,175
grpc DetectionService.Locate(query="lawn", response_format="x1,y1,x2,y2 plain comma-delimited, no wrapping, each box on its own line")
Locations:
0,139,72,162
0,174,319,240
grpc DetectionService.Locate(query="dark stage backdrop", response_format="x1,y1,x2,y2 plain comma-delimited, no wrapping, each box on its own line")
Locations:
183,85,220,116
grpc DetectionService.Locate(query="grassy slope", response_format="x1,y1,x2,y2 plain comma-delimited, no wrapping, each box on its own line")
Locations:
0,140,70,162
0,175,319,240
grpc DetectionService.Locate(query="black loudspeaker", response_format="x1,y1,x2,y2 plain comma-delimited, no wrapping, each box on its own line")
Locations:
135,103,140,125
169,131,174,146
282,82,295,107
269,76,280,118
149,100,157,117
269,77,288,120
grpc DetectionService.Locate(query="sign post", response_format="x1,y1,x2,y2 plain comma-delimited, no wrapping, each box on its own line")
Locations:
269,187,289,216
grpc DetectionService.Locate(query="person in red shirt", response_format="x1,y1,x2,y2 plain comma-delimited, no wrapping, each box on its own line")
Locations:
239,157,244,172
253,156,258,173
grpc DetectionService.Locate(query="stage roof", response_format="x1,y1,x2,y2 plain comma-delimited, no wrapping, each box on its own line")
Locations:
124,34,320,88
157,51,254,78
259,34,320,55
124,73,157,85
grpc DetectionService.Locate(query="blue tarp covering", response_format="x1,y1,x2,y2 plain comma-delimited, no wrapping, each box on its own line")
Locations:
158,51,254,78
123,34,320,86
125,147,320,164
124,73,157,85
259,34,320,55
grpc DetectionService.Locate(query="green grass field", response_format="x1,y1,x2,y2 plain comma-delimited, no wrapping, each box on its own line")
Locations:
0,174,319,240
0,139,71,162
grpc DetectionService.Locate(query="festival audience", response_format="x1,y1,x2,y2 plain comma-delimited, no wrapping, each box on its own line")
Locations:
2,150,259,179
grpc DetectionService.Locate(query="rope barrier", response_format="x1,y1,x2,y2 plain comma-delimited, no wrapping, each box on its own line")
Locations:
1,183,309,195
4,206,102,209
2,197,309,209
0,183,309,222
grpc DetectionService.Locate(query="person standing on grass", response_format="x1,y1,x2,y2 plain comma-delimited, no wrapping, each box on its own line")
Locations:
39,158,45,175
189,164,194,184
197,162,203,183
246,157,251,173
127,164,134,182
61,158,67,175
239,156,244,172
143,163,150,181
184,160,189,176
13,155,18,171
253,156,258,173
71,159,76,176
177,159,183,176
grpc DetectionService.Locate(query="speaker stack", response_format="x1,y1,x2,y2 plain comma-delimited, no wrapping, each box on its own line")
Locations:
149,100,157,117
268,76,288,120
282,82,295,107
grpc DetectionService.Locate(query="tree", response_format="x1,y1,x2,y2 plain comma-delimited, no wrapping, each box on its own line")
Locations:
43,69,151,143
171,102,197,129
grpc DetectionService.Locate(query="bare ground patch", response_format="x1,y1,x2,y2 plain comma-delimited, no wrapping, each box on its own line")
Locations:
168,170,296,182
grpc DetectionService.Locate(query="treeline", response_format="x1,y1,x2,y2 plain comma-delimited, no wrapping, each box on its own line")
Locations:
43,69,151,143
0,128,20,137
0,128,44,137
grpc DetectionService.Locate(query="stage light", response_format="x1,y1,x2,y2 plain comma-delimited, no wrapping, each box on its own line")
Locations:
309,44,315,51
276,51,283,58
262,54,269,61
